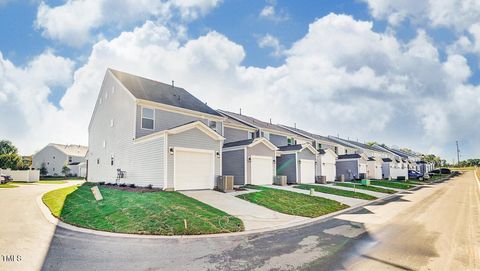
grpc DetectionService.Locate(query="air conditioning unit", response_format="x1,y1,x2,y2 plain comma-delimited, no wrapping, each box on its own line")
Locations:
273,175,287,186
315,175,327,184
337,174,345,182
217,176,234,192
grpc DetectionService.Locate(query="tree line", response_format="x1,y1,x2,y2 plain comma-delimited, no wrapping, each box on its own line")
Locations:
0,140,30,170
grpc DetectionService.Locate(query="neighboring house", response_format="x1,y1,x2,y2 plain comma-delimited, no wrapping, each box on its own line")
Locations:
375,145,409,179
218,110,311,147
222,138,278,185
318,149,337,182
220,112,257,144
87,69,225,190
276,144,318,184
336,153,368,181
32,143,87,176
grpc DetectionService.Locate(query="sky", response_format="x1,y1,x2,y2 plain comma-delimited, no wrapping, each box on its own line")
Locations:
0,0,479,163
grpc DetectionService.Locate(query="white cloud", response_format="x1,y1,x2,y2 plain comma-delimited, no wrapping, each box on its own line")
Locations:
259,3,288,22
258,34,284,57
35,0,221,46
4,13,480,160
363,0,480,31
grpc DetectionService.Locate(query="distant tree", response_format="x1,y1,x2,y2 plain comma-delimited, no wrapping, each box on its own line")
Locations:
40,162,48,176
61,165,71,176
400,148,415,155
0,140,17,155
366,141,387,148
0,154,23,169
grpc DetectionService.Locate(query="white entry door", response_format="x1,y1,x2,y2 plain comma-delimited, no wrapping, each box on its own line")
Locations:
323,163,336,182
250,156,273,185
299,159,315,183
174,148,214,190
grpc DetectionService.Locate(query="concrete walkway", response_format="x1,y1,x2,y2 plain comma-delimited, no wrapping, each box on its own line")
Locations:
314,183,389,198
266,185,368,207
181,190,308,231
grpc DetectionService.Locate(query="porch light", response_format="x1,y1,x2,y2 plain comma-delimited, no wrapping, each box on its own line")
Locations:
169,147,174,155
248,157,251,162
216,151,220,158
273,159,276,164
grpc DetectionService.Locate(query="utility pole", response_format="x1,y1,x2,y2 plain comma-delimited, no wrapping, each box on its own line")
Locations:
456,140,460,165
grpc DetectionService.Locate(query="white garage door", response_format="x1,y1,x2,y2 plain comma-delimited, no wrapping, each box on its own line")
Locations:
174,148,214,191
323,163,336,182
299,159,315,183
250,156,273,185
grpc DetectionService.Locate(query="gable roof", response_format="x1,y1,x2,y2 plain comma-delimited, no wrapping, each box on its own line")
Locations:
278,145,303,151
49,144,88,157
337,153,362,160
218,110,309,140
134,121,224,143
278,124,342,146
223,139,255,148
110,69,222,117
218,111,257,131
223,138,277,150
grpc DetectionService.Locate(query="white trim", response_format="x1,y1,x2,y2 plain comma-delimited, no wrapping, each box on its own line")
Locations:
321,148,338,158
164,135,168,189
244,147,248,184
133,104,137,139
219,141,222,177
167,121,225,141
222,146,246,152
173,147,215,191
137,99,225,122
295,152,299,182
223,123,256,132
140,106,155,130
133,131,166,144
248,138,278,150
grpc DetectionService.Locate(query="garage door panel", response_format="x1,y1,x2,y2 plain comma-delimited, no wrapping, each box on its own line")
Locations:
175,149,214,191
300,159,315,183
251,156,273,185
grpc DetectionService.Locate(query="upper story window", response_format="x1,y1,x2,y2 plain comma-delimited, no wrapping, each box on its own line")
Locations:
345,149,348,154
248,132,254,139
68,156,72,163
334,146,338,154
287,137,293,145
141,107,155,130
53,156,55,159
262,131,270,140
317,143,322,149
208,120,218,131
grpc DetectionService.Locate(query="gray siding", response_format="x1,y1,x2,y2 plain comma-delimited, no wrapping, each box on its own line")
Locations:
298,149,316,160
135,106,222,138
246,143,276,184
32,146,69,176
336,160,359,181
222,149,245,185
224,127,249,143
276,153,297,184
167,127,222,188
269,134,288,147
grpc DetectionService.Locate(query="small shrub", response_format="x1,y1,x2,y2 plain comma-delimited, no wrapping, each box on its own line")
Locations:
98,181,105,185
129,183,136,188
119,183,127,187
147,184,153,189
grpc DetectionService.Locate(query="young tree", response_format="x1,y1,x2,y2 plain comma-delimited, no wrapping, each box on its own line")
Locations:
0,140,17,155
61,165,71,176
40,162,48,176
0,154,22,169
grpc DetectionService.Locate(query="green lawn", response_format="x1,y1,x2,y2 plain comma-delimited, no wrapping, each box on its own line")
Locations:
0,183,17,188
334,182,397,194
42,184,244,235
365,180,416,190
237,185,348,218
294,184,377,200
41,176,85,181
428,174,449,182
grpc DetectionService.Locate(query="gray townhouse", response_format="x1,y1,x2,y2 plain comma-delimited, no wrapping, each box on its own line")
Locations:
32,143,87,177
373,145,409,180
87,69,226,190
218,110,317,184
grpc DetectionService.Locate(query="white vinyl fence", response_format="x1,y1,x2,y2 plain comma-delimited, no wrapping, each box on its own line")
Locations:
0,169,40,182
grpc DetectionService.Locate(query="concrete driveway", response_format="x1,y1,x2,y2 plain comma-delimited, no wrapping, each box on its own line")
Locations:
181,190,308,231
0,181,83,271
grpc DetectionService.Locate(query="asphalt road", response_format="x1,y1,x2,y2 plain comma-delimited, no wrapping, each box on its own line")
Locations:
1,172,478,271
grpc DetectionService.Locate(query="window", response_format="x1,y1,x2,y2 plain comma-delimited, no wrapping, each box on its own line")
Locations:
248,132,255,139
110,119,114,127
68,156,72,163
318,143,322,149
111,156,114,166
262,131,270,140
141,107,154,129
208,120,217,130
52,168,55,172
334,146,338,154
345,149,348,154
287,137,293,145
97,158,100,165
53,156,55,159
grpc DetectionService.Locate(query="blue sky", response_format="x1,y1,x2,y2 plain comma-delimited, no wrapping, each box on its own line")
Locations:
0,0,479,162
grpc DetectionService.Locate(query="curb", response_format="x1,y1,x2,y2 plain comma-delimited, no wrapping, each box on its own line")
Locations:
35,177,454,240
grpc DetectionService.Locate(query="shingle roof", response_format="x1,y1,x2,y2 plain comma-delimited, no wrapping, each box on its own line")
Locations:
338,154,362,159
318,149,326,154
110,69,222,117
368,157,376,161
218,110,308,139
277,144,303,151
219,112,256,130
382,158,393,162
50,144,88,157
223,139,255,148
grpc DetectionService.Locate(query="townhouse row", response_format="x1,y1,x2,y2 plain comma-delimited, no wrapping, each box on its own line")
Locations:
69,69,433,190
